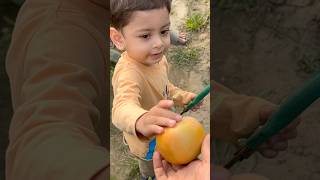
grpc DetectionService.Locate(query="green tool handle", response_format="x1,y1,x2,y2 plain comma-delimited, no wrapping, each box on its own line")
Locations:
246,73,320,149
182,85,211,114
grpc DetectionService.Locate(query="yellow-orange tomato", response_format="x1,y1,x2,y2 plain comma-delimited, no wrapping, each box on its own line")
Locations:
156,116,206,165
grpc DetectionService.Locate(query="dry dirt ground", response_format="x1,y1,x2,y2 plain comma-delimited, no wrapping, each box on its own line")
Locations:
213,0,320,179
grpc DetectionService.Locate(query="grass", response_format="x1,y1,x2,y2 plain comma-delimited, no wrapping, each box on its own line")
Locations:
185,13,209,31
125,159,139,180
110,65,115,77
110,124,140,180
119,151,140,180
167,47,200,67
202,79,210,86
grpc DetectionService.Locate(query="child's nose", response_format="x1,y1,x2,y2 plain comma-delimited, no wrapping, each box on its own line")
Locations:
153,35,164,48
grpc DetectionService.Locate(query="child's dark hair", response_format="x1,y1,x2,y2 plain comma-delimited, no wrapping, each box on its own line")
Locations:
110,0,172,30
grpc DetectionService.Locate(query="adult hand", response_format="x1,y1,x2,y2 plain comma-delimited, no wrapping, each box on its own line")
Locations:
153,134,210,180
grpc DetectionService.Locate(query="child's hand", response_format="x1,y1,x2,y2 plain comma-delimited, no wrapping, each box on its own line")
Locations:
187,93,204,112
257,105,301,158
135,100,183,139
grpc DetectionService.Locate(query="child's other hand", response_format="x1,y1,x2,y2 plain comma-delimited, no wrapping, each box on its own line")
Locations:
135,100,183,139
257,105,301,158
187,93,204,112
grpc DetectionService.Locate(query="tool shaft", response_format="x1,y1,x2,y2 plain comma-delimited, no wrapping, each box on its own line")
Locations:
224,73,320,168
247,73,320,149
180,85,211,115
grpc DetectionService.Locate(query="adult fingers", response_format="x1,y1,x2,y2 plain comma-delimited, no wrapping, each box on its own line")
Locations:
153,151,168,179
162,160,176,177
201,134,210,163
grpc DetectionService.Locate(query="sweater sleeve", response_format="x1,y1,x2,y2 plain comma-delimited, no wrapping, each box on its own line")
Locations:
5,18,108,180
112,68,148,137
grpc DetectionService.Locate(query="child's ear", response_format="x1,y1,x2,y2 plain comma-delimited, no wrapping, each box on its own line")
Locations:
110,27,125,51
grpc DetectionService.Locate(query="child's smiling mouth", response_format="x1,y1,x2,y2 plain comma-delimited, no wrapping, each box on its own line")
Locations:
150,52,163,59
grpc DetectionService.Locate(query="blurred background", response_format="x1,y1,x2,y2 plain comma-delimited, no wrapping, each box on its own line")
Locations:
213,0,320,179
0,0,22,179
2,0,320,179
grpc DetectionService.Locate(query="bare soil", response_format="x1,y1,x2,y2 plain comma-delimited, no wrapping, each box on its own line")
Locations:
213,0,320,179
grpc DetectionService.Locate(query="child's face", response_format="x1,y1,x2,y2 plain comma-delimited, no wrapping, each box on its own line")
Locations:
121,7,171,65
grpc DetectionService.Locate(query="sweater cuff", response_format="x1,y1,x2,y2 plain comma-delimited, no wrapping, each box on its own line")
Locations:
127,107,149,137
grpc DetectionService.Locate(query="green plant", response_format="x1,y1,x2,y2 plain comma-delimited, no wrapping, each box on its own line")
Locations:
125,158,139,180
168,47,200,67
110,65,115,77
110,176,117,180
185,13,208,31
202,79,209,86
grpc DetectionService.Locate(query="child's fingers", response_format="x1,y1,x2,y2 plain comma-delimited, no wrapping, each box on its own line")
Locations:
279,129,297,140
280,117,301,134
183,93,196,104
191,101,203,111
194,100,204,108
191,106,199,112
148,125,164,135
195,104,202,109
154,117,177,127
259,149,278,158
258,142,272,150
272,141,288,151
153,107,182,121
157,100,174,109
259,105,277,125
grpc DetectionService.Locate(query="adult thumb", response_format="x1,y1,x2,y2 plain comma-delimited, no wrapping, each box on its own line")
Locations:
201,134,210,163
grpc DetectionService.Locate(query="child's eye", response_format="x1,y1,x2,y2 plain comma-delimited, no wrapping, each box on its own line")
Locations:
139,34,150,39
161,30,170,36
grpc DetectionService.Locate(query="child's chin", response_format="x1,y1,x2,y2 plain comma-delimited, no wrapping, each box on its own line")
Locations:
154,58,162,64
145,58,161,65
